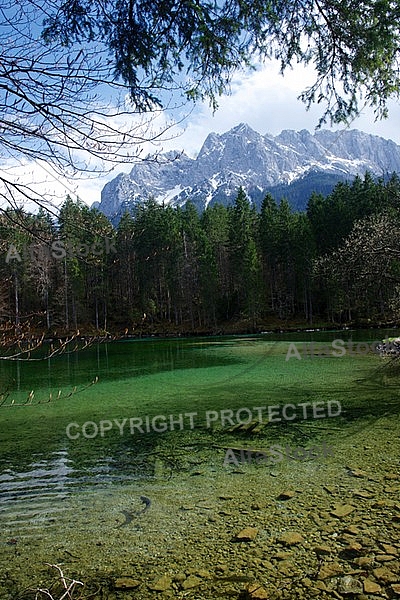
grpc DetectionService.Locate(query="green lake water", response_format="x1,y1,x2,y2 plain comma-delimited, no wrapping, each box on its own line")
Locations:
0,331,399,598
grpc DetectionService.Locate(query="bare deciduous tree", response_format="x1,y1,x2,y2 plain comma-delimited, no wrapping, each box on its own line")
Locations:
0,0,182,211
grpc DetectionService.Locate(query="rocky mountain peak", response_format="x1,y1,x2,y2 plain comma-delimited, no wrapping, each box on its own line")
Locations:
97,124,400,222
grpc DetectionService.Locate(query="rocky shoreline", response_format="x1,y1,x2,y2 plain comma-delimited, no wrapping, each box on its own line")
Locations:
5,413,399,600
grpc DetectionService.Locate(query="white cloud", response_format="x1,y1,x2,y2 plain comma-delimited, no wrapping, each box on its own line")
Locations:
2,60,400,209
165,60,400,156
0,104,183,209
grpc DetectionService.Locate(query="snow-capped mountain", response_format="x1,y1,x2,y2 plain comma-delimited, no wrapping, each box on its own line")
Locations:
95,124,400,220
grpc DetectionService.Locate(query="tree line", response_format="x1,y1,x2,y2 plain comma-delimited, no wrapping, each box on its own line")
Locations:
1,172,400,334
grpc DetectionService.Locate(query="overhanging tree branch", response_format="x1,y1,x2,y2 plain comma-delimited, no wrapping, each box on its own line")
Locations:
0,0,188,214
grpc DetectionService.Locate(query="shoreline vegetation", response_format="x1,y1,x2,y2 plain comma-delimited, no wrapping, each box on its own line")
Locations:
0,321,400,348
2,175,400,346
1,316,399,347
19,317,400,341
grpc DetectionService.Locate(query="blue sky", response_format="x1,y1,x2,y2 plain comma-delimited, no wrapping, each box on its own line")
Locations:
79,59,400,206
3,58,400,210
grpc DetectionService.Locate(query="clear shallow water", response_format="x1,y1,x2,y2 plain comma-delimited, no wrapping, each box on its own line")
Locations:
0,331,399,597
0,330,397,492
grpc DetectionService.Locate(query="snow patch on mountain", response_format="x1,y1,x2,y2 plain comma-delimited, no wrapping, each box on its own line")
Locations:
97,124,400,220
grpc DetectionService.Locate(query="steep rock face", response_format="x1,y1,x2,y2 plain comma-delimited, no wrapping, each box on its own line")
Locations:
97,124,400,220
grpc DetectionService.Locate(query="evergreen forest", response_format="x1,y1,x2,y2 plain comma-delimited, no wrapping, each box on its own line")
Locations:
2,172,400,335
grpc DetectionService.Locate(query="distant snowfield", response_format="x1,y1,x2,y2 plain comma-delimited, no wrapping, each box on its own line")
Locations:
98,124,400,219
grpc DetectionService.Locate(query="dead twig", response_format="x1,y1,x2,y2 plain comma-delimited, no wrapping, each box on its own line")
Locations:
23,563,84,600
0,376,98,408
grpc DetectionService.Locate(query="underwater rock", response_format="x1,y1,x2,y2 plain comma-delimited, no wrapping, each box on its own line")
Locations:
181,574,202,589
363,579,382,594
114,577,140,590
148,575,172,591
337,575,363,595
331,504,356,518
317,561,344,580
373,566,398,583
277,490,296,500
245,582,270,599
235,527,259,541
277,531,304,546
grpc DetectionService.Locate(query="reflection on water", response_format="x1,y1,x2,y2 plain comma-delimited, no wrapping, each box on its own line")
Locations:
0,450,73,501
0,336,247,396
0,445,160,546
0,450,73,539
0,449,77,521
0,446,158,508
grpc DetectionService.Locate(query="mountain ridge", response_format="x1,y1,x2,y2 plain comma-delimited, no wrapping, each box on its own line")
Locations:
95,124,400,220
